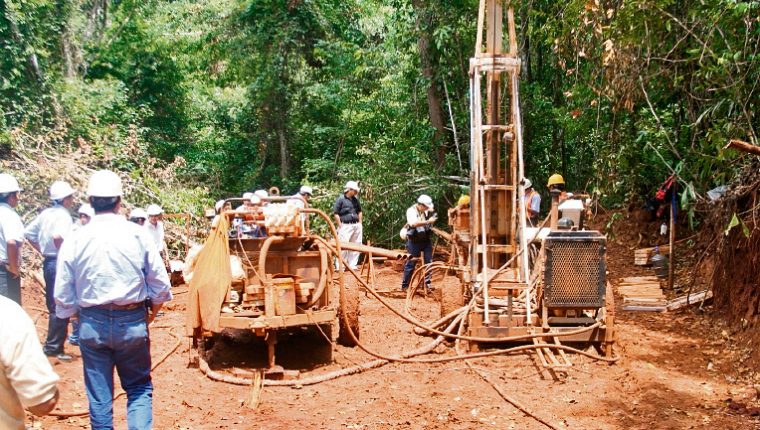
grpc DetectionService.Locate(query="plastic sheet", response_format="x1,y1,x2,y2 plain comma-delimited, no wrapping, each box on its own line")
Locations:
186,215,232,335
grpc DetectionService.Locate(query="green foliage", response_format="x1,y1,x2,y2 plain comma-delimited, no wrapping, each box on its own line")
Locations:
1,0,759,247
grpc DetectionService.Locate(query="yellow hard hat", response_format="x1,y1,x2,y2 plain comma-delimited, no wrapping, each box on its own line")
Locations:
457,194,470,206
547,174,565,188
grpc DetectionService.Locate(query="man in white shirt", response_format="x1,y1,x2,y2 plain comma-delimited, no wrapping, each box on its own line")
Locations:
0,295,60,429
400,194,437,291
145,203,168,266
288,185,313,231
55,170,172,429
25,181,76,362
0,173,24,305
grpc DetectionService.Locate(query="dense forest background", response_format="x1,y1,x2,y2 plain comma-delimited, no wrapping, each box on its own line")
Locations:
1,0,758,245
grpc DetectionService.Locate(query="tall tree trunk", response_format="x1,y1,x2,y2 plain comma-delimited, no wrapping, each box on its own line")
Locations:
2,1,44,84
277,119,289,179
412,0,448,167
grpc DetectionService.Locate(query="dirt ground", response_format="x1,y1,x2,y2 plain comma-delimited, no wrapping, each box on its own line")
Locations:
23,235,760,430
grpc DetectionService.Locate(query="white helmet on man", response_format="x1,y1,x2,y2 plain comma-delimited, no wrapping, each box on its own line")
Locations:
242,192,253,200
215,199,225,212
78,204,95,218
254,189,268,199
299,185,313,196
146,204,163,216
50,181,76,201
0,174,22,194
87,170,123,197
417,194,434,210
524,178,533,189
130,208,148,219
344,181,360,192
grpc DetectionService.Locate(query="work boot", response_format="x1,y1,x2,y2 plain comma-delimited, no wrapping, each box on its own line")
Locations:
45,351,73,363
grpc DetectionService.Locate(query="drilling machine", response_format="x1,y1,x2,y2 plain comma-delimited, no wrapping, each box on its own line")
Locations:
441,0,614,357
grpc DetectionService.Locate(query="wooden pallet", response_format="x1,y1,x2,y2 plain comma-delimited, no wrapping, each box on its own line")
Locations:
617,276,666,312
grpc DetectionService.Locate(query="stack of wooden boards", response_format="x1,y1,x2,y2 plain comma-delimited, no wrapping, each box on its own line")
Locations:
617,276,667,312
634,245,670,266
616,275,714,312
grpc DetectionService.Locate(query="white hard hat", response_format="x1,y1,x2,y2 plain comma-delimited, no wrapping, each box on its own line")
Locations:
524,178,533,189
242,192,253,200
399,227,408,240
250,195,262,205
344,180,360,192
87,170,123,197
49,181,76,200
417,194,434,209
299,185,313,196
254,189,268,198
215,199,225,212
0,173,22,194
146,204,163,216
130,208,148,219
78,204,95,217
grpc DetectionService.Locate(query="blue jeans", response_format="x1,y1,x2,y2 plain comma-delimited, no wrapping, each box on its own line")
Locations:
69,319,80,345
401,239,433,290
79,306,153,430
43,257,69,355
0,265,21,304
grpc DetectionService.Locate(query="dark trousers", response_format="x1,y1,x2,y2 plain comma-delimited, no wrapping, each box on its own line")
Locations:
43,257,69,355
401,239,433,290
0,264,21,304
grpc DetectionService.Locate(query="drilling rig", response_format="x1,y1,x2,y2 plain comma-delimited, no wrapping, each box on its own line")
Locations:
441,0,615,359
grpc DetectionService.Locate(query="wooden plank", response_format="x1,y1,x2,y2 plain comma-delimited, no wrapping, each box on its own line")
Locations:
622,305,666,312
666,290,712,311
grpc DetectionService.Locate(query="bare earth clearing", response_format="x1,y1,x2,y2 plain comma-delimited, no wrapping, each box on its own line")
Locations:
25,238,760,430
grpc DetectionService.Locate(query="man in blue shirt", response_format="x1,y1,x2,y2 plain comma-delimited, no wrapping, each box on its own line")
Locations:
55,170,172,430
25,181,76,362
523,179,541,227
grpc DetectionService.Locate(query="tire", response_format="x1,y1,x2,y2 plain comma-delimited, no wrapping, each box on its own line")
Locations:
440,280,465,319
337,279,360,347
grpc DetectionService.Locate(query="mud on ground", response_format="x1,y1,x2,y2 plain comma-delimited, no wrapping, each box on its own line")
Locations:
24,236,760,430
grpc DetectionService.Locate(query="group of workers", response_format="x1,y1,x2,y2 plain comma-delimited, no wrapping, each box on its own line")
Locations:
0,169,571,428
0,171,173,429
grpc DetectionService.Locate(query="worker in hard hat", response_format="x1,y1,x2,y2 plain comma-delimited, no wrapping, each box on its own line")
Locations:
145,204,168,267
288,185,313,232
77,204,94,227
129,208,148,226
54,170,172,429
547,173,567,200
25,180,77,362
254,189,269,206
0,173,24,305
523,179,541,227
333,181,362,269
400,194,437,292
235,192,254,211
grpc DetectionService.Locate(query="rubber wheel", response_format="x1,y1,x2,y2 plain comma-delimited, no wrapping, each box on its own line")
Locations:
337,278,360,347
440,281,464,319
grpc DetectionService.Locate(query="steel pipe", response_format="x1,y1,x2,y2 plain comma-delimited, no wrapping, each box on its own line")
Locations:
328,240,410,260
